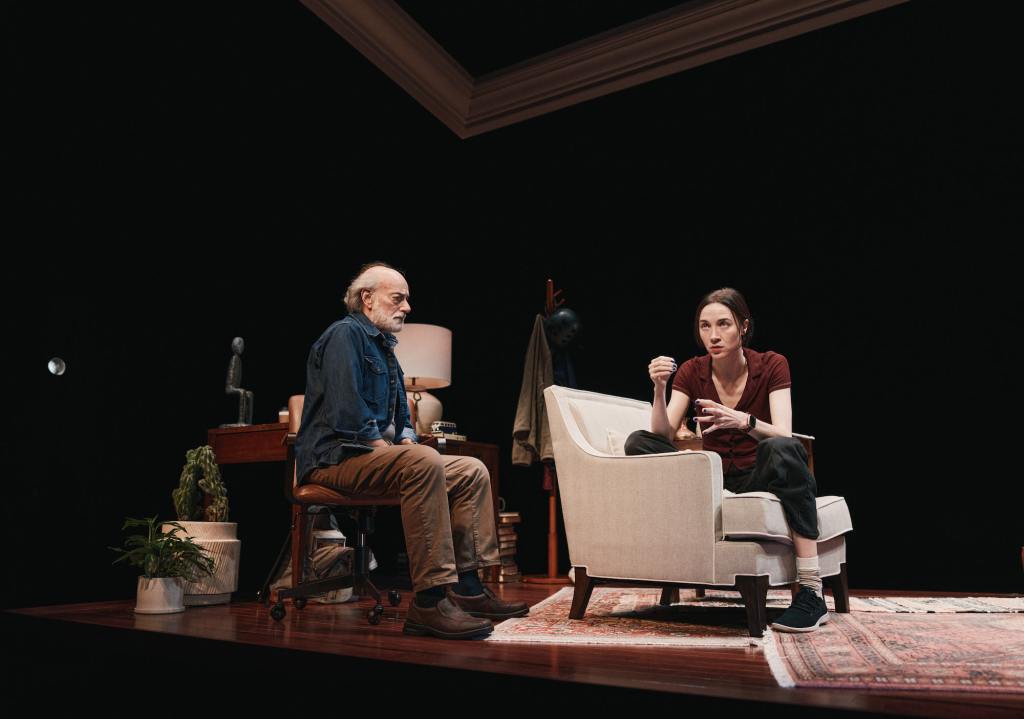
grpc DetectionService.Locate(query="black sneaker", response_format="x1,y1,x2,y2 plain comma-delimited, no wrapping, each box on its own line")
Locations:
771,586,829,633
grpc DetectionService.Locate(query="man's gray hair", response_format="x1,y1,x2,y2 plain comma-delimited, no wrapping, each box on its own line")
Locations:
344,262,401,313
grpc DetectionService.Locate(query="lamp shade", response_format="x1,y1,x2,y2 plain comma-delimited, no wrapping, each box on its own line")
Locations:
395,323,452,391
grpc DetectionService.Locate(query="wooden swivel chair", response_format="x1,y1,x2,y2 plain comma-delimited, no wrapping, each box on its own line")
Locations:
263,395,401,624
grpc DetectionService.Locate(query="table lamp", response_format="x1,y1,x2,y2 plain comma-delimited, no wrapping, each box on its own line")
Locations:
394,323,452,435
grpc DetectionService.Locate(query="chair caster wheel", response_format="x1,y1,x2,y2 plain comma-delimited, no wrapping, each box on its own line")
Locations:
388,590,401,607
294,598,307,610
368,605,384,625
271,602,286,621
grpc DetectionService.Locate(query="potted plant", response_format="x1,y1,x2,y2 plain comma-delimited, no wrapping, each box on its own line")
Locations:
111,516,215,614
171,445,241,605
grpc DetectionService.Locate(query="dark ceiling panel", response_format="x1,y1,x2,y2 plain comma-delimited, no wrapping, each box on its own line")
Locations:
395,1,686,76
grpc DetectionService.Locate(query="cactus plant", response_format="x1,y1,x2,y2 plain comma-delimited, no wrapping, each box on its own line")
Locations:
172,445,229,522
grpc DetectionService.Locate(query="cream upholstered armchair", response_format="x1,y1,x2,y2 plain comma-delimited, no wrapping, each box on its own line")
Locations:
543,385,853,638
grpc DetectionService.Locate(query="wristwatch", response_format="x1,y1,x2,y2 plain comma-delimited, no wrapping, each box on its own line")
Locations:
746,413,757,432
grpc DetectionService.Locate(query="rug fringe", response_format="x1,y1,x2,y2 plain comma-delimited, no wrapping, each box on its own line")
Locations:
519,588,573,613
762,630,795,688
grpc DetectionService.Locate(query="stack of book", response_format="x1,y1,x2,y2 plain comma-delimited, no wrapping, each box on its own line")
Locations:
497,511,522,583
430,420,467,441
430,430,467,441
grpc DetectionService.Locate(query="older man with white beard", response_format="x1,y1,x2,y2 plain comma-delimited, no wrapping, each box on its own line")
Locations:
295,262,527,639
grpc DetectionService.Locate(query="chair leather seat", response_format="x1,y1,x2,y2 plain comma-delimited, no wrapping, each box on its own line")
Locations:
294,483,400,506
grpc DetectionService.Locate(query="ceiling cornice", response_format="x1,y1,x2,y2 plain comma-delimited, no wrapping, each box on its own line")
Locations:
301,0,909,139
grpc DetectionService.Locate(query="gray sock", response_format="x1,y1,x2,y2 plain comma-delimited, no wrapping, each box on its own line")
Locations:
796,556,823,598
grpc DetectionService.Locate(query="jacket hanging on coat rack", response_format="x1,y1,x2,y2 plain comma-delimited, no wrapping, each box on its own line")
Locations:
512,314,554,467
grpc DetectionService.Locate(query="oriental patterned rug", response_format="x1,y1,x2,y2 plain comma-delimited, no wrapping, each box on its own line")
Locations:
768,611,1024,693
678,588,1024,614
488,587,1024,693
487,587,763,647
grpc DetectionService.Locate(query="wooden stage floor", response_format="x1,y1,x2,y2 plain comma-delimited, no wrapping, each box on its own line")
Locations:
3,583,1021,717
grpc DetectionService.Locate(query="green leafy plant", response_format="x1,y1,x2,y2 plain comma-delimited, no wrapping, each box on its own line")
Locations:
172,445,229,522
110,516,215,580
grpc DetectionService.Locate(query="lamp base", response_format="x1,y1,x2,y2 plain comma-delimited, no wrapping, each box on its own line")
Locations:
412,391,443,435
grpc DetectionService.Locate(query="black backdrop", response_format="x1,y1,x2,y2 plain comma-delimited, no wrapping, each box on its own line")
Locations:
5,1,1021,610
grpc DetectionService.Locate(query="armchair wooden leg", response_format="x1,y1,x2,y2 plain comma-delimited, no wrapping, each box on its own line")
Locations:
569,567,596,620
659,588,680,606
823,562,850,613
736,575,769,637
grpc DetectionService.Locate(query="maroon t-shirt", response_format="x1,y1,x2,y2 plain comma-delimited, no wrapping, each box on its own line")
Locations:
671,348,792,474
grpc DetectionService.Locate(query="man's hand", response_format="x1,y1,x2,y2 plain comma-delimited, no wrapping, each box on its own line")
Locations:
399,438,415,445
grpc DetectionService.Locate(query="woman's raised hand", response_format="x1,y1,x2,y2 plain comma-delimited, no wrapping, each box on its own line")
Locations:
648,356,677,388
693,399,749,434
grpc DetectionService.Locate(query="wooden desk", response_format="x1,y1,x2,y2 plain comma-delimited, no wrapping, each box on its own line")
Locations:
208,423,290,464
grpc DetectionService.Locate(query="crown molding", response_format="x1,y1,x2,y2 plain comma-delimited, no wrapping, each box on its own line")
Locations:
301,0,909,139
300,0,473,135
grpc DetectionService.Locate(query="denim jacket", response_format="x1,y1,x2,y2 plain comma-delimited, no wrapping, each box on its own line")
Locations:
295,312,417,483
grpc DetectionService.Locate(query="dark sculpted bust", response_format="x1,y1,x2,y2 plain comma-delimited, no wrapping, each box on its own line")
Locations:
223,336,254,427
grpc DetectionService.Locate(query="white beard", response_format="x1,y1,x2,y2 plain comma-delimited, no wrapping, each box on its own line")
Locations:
369,305,405,333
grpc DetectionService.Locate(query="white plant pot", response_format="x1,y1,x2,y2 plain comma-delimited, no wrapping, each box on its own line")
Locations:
135,576,185,614
164,521,241,606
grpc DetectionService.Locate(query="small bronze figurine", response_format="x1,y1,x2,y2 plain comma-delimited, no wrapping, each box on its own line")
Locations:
222,336,254,427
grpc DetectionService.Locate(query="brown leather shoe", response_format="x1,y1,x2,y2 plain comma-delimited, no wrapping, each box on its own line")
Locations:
447,586,529,620
403,597,494,639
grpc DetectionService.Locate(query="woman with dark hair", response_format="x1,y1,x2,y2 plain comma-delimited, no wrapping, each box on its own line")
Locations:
624,288,826,632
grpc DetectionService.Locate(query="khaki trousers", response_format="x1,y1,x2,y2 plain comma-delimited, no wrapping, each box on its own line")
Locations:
308,444,500,592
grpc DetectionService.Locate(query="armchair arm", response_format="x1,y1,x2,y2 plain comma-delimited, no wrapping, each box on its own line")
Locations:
555,449,723,584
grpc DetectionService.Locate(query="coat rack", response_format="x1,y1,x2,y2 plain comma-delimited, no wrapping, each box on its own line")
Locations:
523,279,571,586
